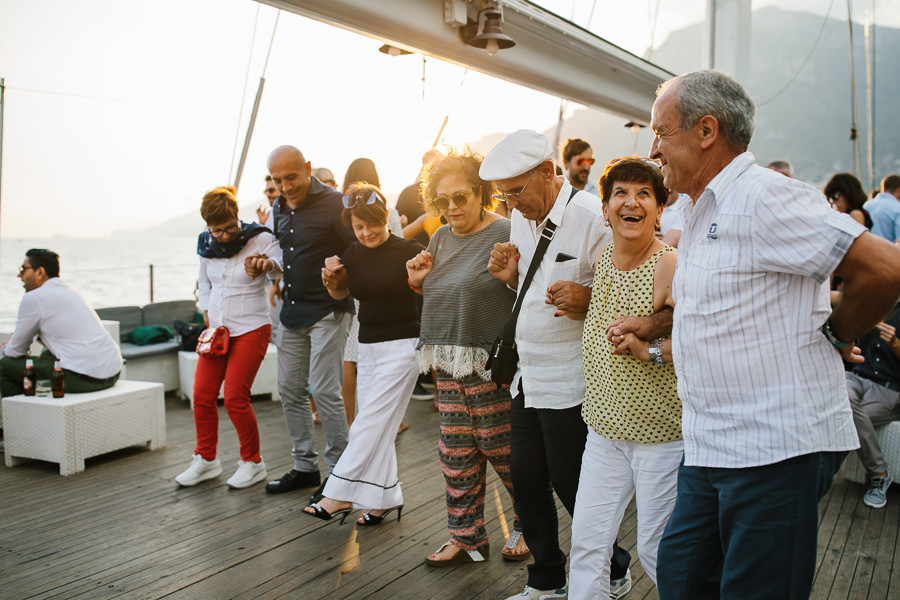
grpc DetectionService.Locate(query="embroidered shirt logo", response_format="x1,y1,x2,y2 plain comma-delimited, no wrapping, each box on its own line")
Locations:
706,223,718,239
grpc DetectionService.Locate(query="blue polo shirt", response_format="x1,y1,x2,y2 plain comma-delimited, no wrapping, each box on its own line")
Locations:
272,178,356,330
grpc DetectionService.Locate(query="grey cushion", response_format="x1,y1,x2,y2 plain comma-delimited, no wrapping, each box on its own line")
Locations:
95,306,142,340
141,300,197,328
119,340,181,360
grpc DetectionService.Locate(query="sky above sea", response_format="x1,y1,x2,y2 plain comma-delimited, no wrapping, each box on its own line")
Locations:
1,0,896,240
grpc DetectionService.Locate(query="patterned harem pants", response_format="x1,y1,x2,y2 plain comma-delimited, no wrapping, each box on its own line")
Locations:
437,370,522,550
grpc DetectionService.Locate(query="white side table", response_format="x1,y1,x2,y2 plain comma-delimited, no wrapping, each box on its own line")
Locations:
2,380,166,476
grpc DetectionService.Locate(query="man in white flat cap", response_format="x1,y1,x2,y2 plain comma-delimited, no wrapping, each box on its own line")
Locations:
484,130,634,600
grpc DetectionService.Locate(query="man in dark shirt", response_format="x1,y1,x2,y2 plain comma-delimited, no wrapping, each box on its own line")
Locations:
847,302,900,508
246,145,356,499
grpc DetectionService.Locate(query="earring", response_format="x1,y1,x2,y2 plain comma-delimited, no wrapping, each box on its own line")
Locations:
604,219,610,227
481,207,485,220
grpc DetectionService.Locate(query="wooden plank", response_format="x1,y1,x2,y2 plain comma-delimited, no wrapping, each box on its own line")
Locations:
0,393,896,600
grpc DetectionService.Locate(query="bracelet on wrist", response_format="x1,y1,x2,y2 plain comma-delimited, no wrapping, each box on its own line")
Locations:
822,320,852,348
407,278,422,292
648,337,665,366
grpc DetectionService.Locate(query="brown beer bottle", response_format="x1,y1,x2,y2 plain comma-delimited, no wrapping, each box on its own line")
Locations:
23,357,36,396
52,359,65,398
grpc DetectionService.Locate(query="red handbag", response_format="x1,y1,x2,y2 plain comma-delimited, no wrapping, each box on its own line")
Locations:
196,325,230,357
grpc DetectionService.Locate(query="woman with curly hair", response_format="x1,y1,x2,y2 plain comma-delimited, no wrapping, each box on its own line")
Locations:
406,150,530,566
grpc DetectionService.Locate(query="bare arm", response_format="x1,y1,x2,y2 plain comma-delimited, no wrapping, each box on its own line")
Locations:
829,232,900,358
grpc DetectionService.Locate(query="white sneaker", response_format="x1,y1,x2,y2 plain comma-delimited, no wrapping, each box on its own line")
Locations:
175,454,222,486
503,585,567,600
226,459,268,489
610,568,632,599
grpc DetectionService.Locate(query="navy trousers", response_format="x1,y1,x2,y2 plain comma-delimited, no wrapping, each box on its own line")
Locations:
657,451,846,600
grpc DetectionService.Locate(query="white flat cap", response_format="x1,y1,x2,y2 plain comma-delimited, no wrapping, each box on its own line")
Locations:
479,129,554,181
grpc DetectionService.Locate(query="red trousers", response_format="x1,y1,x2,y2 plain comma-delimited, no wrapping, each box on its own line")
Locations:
192,324,271,462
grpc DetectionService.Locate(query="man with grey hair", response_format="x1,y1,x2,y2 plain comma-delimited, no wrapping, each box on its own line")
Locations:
484,130,633,600
647,69,900,599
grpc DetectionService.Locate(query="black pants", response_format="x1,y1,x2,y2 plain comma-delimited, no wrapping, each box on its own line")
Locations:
510,388,631,590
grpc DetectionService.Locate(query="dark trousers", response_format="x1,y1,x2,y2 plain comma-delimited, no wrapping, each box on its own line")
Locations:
510,389,631,590
657,451,846,600
0,351,119,397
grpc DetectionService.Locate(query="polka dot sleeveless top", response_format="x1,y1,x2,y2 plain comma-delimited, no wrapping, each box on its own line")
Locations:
581,244,682,443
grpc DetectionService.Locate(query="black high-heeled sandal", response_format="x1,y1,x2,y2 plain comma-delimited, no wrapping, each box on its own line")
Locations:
357,505,403,527
304,502,352,524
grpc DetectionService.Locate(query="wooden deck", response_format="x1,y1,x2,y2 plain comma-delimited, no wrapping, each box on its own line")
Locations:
0,393,897,600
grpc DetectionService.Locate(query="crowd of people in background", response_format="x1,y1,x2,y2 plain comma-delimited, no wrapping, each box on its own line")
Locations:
161,67,900,600
7,68,900,600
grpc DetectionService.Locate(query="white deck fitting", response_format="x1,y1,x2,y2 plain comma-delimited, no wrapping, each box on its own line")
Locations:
177,344,280,405
2,380,166,476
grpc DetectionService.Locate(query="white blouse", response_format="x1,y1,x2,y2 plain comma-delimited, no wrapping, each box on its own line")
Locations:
197,232,282,337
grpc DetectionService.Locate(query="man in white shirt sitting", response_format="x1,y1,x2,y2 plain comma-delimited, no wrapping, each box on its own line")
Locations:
0,249,122,397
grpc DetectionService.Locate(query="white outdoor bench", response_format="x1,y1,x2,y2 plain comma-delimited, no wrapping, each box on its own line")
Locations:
177,344,280,405
2,380,166,476
843,421,900,486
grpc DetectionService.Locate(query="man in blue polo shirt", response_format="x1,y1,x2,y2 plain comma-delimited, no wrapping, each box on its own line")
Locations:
246,145,356,499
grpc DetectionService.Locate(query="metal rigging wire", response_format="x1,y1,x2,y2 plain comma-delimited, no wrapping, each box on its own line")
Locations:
228,3,262,184
757,0,836,108
846,0,863,179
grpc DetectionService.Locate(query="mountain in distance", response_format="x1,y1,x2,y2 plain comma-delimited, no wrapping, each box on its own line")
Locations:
472,6,898,190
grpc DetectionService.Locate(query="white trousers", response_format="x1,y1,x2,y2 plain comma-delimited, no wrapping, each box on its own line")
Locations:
569,431,683,599
323,337,418,509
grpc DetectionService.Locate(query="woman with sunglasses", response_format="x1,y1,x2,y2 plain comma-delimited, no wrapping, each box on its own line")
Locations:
303,183,424,524
175,186,281,489
567,158,682,599
824,172,872,229
406,150,530,566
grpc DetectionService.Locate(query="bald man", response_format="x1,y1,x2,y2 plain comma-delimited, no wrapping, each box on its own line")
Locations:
246,146,356,500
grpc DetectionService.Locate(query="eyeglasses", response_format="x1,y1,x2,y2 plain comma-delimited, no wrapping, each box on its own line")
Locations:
576,157,595,167
208,222,241,237
828,192,841,204
433,191,472,212
18,265,33,275
342,190,384,209
493,170,538,204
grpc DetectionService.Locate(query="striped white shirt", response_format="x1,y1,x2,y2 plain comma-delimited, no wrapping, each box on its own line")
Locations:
511,179,612,409
673,152,865,468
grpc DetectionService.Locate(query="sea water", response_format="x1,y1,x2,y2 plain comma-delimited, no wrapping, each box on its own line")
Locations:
0,235,200,331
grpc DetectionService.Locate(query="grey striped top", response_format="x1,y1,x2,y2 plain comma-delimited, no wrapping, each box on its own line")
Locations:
418,219,515,378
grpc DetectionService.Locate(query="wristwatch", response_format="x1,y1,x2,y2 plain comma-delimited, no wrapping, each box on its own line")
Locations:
822,320,852,348
649,338,665,366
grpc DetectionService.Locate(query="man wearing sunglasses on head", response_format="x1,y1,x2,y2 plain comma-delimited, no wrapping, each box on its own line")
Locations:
562,138,600,198
1,249,122,397
245,145,357,502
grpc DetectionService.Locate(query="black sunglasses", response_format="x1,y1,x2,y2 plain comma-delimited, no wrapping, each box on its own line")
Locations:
433,191,472,212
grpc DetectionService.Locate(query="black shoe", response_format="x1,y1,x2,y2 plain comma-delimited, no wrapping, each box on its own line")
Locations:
265,469,320,494
309,477,329,504
410,382,433,401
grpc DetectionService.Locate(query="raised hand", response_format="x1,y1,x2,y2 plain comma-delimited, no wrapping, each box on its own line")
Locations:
488,242,519,288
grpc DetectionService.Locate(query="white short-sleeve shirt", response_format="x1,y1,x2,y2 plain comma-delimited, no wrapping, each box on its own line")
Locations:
510,180,612,409
673,152,865,468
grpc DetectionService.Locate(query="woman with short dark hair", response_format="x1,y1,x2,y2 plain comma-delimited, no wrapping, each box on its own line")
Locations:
303,183,423,524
